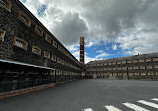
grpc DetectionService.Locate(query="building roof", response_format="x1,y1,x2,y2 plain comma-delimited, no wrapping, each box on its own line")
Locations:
87,52,158,64
0,59,55,70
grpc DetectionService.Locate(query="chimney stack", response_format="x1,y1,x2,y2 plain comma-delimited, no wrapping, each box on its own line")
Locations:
80,37,85,72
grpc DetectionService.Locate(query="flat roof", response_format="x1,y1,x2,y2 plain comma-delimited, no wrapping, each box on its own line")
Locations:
0,59,55,70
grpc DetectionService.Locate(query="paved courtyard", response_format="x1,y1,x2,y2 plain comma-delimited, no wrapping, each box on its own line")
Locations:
0,79,158,111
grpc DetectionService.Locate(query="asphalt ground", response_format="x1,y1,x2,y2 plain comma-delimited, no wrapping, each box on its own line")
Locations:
0,79,158,111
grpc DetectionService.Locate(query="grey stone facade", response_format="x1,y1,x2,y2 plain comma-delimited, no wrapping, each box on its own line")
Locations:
86,53,158,79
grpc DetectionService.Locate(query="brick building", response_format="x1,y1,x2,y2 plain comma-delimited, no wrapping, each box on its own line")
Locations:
86,53,158,80
0,0,81,94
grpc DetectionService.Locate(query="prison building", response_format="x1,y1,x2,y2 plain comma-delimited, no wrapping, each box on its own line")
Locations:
0,0,81,94
86,53,158,80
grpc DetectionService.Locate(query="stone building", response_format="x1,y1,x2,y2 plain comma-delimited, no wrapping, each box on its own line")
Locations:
86,53,158,80
0,0,81,93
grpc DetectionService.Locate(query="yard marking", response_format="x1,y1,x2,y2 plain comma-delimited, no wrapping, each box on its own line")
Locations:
104,105,122,111
84,108,94,111
123,102,150,111
138,100,158,109
151,98,158,102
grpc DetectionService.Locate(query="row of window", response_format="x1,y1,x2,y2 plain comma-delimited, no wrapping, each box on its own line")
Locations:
0,0,80,66
0,34,80,71
89,72,158,76
87,65,158,71
88,58,158,67
53,70,80,76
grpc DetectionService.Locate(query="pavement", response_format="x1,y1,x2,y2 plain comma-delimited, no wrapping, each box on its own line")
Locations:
0,79,158,111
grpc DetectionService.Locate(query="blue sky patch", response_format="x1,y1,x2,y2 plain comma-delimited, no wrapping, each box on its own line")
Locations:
37,5,47,16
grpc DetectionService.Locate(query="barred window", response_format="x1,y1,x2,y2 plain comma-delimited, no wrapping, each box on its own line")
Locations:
129,73,133,76
127,60,132,63
51,55,56,62
32,46,41,55
117,67,121,70
45,35,51,43
148,72,153,75
134,73,139,75
141,73,146,76
153,58,158,61
155,65,158,69
122,67,126,70
56,70,60,75
0,29,5,41
133,60,138,63
147,66,152,69
0,0,11,12
134,66,139,69
44,51,50,59
18,12,31,27
35,26,43,36
13,37,28,50
139,59,144,62
128,67,132,70
122,61,126,64
57,58,61,63
53,41,57,48
140,66,145,69
146,58,151,62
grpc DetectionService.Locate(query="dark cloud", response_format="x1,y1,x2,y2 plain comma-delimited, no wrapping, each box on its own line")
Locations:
52,12,88,45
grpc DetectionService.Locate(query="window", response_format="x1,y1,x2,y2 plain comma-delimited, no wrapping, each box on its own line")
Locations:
127,60,132,63
117,67,121,70
134,66,138,69
108,63,112,65
13,37,28,50
155,65,158,69
57,58,61,63
117,61,121,64
141,73,146,76
53,41,57,48
133,60,138,63
139,59,144,62
35,26,43,36
58,45,62,51
128,67,132,70
153,58,158,61
123,73,127,76
56,70,60,75
122,67,126,70
104,63,107,65
113,68,116,70
32,46,41,55
156,72,158,75
118,73,122,76
140,66,145,69
104,68,107,71
112,62,116,65
122,61,126,64
51,55,56,62
18,12,31,27
45,34,51,43
0,29,5,41
134,73,139,76
148,72,153,75
44,51,50,59
146,58,151,62
147,66,152,69
129,73,133,76
0,0,11,12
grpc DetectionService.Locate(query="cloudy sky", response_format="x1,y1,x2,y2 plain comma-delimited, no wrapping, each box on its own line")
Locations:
20,0,158,63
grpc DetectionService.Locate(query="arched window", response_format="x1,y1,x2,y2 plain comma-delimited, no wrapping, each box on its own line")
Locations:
13,37,28,50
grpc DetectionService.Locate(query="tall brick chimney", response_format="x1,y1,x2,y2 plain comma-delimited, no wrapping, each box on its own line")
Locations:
80,37,85,73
